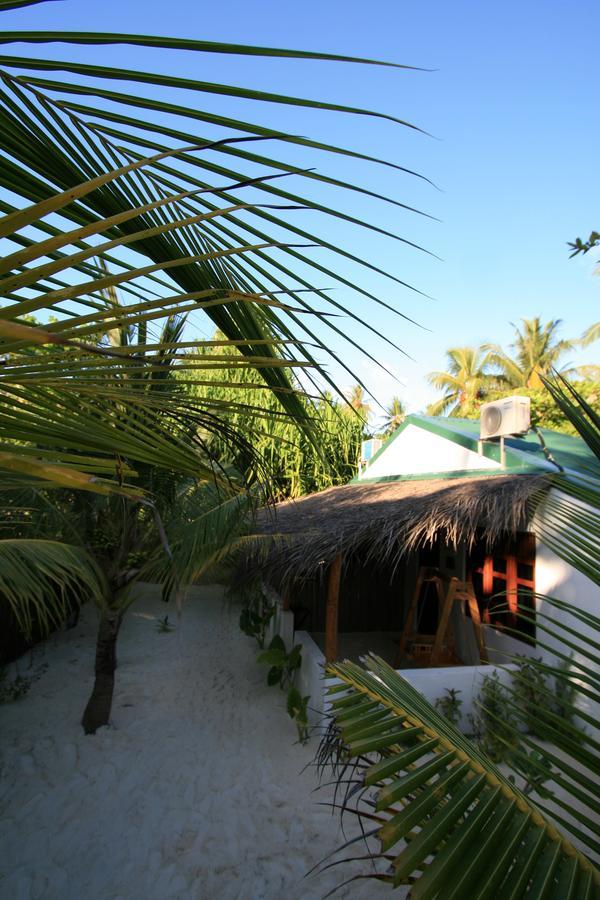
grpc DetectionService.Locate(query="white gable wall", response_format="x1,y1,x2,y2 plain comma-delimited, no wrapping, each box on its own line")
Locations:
360,423,501,480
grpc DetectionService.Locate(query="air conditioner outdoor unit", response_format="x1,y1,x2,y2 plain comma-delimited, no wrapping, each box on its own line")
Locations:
479,396,530,440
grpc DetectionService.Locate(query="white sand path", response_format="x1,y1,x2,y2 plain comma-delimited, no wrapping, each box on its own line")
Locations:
0,585,389,900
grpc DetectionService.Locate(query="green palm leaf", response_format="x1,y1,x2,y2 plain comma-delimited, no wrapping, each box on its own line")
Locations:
321,654,599,897
0,537,105,637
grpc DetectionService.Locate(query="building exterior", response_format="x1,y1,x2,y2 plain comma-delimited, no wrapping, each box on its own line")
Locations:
252,415,599,726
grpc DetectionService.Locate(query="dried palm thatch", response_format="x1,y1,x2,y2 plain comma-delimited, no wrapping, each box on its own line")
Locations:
245,474,547,583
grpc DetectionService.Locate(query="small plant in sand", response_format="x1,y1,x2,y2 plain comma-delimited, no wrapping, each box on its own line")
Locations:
0,663,47,704
257,635,310,743
238,583,275,649
257,635,302,688
156,616,174,634
286,687,310,744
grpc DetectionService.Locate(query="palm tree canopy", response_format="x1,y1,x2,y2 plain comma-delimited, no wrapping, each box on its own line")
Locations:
426,346,495,416
0,2,433,641
348,384,372,420
581,321,600,348
382,395,406,434
485,318,576,389
0,1,432,496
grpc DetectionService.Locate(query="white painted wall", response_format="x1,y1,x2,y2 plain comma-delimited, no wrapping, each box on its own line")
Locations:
359,423,501,480
295,629,515,732
294,631,327,725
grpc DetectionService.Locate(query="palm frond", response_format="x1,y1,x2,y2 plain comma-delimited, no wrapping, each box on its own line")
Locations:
319,654,598,896
0,538,105,637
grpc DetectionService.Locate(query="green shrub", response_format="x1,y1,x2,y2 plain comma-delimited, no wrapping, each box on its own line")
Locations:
434,688,463,727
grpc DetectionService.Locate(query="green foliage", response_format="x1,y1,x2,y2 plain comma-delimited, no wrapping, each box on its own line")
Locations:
515,748,555,798
155,615,173,634
257,635,302,688
426,346,496,416
256,634,308,741
185,341,364,499
286,686,310,744
553,656,581,729
0,662,46,703
239,606,274,648
237,580,275,649
434,687,463,727
381,395,406,436
511,656,550,737
484,317,577,389
427,318,599,425
472,672,519,764
320,654,598,895
568,231,600,257
459,380,600,434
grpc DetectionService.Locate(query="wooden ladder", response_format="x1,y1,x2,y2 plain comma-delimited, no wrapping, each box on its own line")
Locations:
397,566,488,666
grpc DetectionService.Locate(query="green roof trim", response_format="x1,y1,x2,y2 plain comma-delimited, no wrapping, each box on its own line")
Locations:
357,465,543,485
354,414,600,483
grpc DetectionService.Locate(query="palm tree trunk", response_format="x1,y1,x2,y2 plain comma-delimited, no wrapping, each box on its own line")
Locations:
81,610,123,735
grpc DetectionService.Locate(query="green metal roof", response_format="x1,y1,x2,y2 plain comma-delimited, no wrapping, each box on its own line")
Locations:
357,414,600,483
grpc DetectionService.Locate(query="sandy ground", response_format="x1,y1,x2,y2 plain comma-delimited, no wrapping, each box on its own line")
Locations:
0,585,389,900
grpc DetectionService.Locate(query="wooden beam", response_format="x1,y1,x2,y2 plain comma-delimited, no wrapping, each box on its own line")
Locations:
325,554,343,663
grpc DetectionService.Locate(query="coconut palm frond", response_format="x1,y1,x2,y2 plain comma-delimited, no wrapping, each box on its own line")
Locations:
0,537,105,637
0,12,433,496
140,487,254,601
381,396,406,435
0,11,432,409
320,654,599,896
476,593,600,858
426,347,494,416
580,323,600,348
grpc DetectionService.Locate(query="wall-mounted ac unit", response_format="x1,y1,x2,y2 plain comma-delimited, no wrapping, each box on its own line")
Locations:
479,396,530,440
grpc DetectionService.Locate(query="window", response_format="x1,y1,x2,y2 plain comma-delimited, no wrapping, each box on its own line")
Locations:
469,533,536,643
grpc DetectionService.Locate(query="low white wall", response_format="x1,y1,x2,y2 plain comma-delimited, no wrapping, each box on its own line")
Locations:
295,630,515,732
294,631,328,725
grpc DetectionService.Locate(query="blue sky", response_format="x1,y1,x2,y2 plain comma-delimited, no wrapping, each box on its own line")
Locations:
5,0,599,416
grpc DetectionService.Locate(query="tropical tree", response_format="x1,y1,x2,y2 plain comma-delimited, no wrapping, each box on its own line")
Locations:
316,377,600,895
484,317,576,389
426,347,495,416
581,322,600,348
568,230,600,260
186,340,364,499
381,395,406,435
0,1,432,727
348,384,373,421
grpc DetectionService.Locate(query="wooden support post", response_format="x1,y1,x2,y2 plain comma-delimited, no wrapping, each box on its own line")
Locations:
325,554,342,663
397,568,425,662
430,578,457,665
464,583,488,663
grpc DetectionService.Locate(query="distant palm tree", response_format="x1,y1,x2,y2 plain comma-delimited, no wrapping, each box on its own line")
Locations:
581,321,600,348
485,317,576,389
348,384,372,420
427,347,495,416
382,396,406,434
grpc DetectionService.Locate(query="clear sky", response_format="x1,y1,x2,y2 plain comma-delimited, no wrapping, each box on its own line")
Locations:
5,0,599,418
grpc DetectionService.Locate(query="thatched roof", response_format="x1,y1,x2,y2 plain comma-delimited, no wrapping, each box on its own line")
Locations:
246,474,546,583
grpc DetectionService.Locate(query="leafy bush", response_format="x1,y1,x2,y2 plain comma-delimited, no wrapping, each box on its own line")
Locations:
511,656,550,737
472,672,519,763
434,687,463,727
287,686,310,744
257,635,302,688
